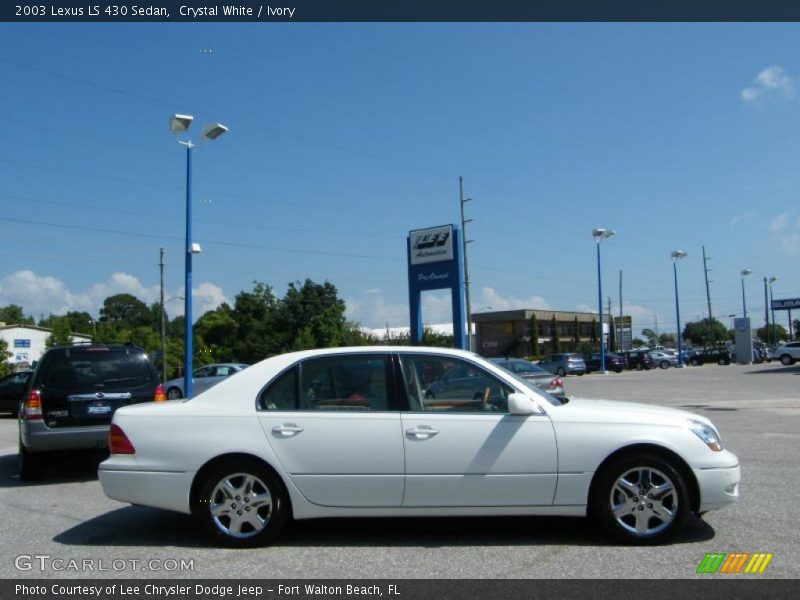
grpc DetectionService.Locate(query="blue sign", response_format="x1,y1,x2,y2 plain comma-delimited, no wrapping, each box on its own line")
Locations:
407,224,466,349
14,339,31,348
771,298,800,310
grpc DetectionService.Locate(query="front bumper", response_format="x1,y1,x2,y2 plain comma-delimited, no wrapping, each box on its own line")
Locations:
694,463,741,512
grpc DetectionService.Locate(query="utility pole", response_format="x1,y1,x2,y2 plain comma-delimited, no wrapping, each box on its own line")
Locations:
459,176,474,351
160,247,167,385
702,245,715,346
607,296,614,352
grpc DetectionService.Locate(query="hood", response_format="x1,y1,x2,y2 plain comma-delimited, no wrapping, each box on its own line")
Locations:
554,397,713,427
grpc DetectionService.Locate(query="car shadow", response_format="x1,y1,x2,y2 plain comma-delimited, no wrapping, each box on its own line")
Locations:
740,365,800,375
0,451,103,488
54,507,715,549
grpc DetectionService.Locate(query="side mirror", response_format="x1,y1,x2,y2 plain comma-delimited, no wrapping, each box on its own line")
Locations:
508,392,536,415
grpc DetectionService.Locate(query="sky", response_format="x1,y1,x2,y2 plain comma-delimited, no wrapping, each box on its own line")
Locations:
0,23,799,337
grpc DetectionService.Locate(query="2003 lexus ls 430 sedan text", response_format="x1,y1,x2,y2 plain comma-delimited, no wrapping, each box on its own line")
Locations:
98,346,740,547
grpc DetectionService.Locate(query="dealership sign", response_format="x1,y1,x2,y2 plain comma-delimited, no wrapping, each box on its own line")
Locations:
771,298,800,310
409,225,454,265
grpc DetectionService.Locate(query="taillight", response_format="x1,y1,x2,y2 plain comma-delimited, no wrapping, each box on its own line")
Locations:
24,389,43,420
551,377,563,388
154,383,166,402
109,424,135,454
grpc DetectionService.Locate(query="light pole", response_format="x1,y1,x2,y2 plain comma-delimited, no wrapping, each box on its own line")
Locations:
592,228,615,373
671,251,687,368
768,276,778,347
160,295,184,384
740,269,752,319
170,114,228,398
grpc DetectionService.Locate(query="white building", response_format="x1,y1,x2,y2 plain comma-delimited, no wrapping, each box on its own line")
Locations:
0,324,92,371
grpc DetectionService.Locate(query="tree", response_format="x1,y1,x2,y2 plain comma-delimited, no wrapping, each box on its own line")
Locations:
45,317,72,348
572,316,580,352
550,315,561,353
529,314,540,356
0,339,12,377
682,318,729,347
590,319,598,345
608,317,616,352
195,304,237,361
278,279,348,350
0,304,34,325
40,311,94,336
641,328,658,347
99,293,154,330
756,324,789,344
658,333,676,346
632,337,646,348
232,282,282,363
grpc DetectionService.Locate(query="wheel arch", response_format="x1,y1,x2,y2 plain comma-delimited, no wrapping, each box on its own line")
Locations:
189,452,293,519
587,443,700,514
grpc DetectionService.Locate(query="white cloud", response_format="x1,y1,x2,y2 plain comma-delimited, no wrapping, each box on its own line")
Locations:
771,211,791,231
0,270,227,322
729,210,756,227
742,65,794,105
478,287,550,311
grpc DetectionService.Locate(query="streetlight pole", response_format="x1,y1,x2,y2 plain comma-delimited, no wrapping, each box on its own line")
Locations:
768,276,778,347
592,228,615,373
170,114,228,398
671,251,687,368
740,269,752,319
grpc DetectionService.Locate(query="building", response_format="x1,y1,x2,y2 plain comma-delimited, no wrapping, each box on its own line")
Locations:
473,309,618,358
0,324,92,371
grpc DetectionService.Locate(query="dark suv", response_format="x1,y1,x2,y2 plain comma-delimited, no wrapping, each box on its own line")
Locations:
18,342,164,480
620,350,655,371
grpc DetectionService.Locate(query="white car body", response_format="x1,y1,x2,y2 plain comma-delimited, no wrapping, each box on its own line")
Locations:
99,346,740,545
775,342,800,365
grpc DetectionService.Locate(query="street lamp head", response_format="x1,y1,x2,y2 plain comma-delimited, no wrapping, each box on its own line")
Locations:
592,228,615,239
169,113,194,134
769,276,778,284
201,123,229,141
741,268,753,277
671,250,688,260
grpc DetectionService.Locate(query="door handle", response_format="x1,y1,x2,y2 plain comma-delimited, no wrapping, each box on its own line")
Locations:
272,424,304,437
406,426,439,439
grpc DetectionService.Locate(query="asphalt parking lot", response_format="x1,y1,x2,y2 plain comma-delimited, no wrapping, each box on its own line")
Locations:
0,362,798,580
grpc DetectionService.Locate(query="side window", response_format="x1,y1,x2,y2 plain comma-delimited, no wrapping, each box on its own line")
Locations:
216,366,234,377
259,366,298,411
300,355,389,411
194,366,213,378
399,355,512,413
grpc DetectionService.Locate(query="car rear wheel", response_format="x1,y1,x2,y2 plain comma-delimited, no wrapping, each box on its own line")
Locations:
166,387,182,400
780,354,795,366
659,361,669,369
690,358,700,366
18,441,42,482
556,367,566,377
195,458,289,548
591,453,690,544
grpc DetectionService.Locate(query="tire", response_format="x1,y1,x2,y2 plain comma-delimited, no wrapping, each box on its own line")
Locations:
635,363,643,371
614,367,623,374
167,387,183,400
690,358,700,367
718,358,730,366
19,441,42,482
780,354,796,366
194,458,289,548
556,367,566,377
659,361,669,369
591,453,690,545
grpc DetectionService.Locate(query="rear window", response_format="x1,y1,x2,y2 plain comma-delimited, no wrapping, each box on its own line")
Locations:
38,349,154,392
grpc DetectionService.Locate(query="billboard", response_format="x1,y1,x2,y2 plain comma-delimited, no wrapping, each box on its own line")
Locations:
408,225,454,266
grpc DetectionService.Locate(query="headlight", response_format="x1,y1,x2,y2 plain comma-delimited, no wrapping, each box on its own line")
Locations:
688,419,723,451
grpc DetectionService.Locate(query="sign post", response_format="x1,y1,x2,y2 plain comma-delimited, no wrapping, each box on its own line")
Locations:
407,224,466,349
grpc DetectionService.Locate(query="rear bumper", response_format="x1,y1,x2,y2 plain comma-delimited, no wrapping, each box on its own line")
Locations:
20,419,109,452
695,463,741,512
99,464,194,515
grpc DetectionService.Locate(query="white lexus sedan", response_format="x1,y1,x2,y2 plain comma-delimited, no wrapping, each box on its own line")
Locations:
99,346,740,547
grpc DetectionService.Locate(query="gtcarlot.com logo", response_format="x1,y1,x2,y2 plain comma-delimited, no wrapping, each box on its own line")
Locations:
696,552,773,574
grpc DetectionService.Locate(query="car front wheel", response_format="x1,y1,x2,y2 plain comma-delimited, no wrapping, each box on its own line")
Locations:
195,459,289,548
660,361,669,369
591,454,690,544
556,367,566,376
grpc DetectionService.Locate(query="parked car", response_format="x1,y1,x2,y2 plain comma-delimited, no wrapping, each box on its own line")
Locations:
538,353,587,376
100,346,740,547
774,342,800,365
582,352,625,373
489,358,566,399
18,342,164,481
648,351,679,369
620,350,655,371
0,371,32,416
688,348,732,366
164,363,249,399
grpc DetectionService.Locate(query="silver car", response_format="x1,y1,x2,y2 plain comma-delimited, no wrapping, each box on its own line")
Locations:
538,353,587,376
648,351,679,369
164,363,249,399
489,358,566,399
